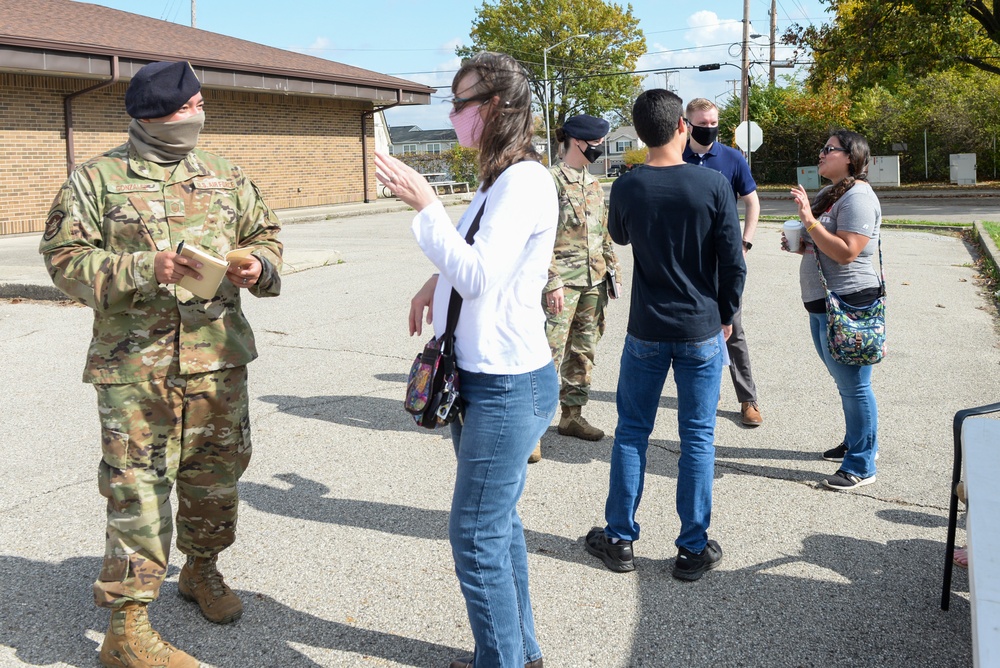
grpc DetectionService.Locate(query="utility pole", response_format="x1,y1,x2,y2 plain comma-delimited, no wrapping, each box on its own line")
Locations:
769,0,777,85
740,0,750,123
661,70,679,93
191,0,196,28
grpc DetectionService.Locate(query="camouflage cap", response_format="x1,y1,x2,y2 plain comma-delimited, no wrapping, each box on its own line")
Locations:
125,61,202,119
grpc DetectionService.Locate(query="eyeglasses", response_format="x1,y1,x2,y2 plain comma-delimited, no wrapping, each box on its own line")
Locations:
820,145,849,155
447,95,487,113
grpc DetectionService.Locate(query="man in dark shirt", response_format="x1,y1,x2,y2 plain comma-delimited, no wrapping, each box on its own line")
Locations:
584,89,745,581
683,97,763,427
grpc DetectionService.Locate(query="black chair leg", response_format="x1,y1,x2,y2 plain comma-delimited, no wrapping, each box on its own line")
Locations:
941,402,1000,611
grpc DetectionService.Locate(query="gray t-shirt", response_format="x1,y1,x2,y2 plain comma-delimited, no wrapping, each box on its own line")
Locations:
799,181,882,302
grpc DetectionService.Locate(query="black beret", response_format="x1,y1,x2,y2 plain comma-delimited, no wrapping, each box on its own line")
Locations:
562,114,610,141
125,61,202,119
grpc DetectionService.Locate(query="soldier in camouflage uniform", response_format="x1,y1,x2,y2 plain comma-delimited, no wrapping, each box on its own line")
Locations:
531,115,621,463
39,61,281,668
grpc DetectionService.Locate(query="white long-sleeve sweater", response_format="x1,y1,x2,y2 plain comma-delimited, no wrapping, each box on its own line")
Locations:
412,160,558,375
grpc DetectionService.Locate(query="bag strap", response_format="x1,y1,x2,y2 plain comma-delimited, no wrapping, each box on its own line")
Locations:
813,232,885,297
442,200,487,345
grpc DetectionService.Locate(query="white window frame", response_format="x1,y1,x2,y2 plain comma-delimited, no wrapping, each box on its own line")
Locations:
426,143,442,154
401,144,418,155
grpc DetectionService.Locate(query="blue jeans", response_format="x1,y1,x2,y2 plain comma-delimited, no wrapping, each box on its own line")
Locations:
809,312,879,478
449,362,558,668
604,333,723,553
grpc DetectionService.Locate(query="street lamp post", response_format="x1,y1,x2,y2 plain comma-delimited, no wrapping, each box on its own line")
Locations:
543,33,589,166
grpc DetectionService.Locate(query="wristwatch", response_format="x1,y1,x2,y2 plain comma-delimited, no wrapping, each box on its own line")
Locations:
742,240,753,251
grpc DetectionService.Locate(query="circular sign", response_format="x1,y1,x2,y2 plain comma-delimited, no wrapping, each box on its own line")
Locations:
734,120,763,152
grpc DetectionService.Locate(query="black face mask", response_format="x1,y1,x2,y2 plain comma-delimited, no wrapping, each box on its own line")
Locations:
581,142,604,163
689,125,719,147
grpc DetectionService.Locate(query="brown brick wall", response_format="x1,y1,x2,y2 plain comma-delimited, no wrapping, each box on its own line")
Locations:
0,73,375,236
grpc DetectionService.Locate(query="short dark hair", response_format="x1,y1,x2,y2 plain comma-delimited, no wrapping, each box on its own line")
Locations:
632,89,683,148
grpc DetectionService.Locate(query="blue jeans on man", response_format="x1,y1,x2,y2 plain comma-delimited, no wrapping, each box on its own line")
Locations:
604,332,723,554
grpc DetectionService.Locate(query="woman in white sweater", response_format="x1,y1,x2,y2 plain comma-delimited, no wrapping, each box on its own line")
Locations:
375,52,558,668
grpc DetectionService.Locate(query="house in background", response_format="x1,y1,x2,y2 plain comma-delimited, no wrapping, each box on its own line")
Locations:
374,111,391,156
389,126,458,156
0,0,434,235
603,126,644,173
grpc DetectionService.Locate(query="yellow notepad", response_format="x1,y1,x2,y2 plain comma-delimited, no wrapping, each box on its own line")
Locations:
175,242,256,299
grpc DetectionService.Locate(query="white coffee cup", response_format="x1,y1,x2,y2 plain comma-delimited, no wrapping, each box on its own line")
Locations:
783,219,804,252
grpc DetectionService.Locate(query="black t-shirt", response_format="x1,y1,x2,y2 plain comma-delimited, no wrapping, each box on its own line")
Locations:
607,163,746,342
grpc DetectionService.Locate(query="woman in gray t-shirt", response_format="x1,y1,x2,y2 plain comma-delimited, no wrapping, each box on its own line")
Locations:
788,130,881,491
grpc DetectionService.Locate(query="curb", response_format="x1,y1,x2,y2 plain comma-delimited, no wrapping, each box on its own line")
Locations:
973,220,1000,274
277,194,474,225
0,283,65,301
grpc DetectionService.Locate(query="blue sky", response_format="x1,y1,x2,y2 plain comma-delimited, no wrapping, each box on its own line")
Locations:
74,0,831,130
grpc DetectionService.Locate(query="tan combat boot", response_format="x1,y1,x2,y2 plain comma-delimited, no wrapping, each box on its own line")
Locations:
557,405,604,441
178,556,243,624
528,441,542,463
99,601,199,668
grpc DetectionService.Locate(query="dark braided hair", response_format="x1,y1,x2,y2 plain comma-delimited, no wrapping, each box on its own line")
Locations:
811,129,871,218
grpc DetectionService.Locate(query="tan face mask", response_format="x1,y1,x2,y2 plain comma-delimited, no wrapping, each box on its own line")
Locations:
128,112,205,163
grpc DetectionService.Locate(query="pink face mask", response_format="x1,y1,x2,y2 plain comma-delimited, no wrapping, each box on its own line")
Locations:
450,103,485,148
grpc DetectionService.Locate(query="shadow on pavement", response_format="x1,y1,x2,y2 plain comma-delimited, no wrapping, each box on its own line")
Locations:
0,556,104,667
623,535,971,667
0,555,463,667
241,473,593,568
259,394,425,434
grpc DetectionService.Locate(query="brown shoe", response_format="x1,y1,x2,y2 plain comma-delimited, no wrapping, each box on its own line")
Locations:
740,401,763,427
450,657,543,668
557,405,604,441
528,441,542,463
178,556,243,624
99,601,199,668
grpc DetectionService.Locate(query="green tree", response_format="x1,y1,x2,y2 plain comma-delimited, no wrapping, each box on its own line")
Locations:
397,146,481,188
458,0,646,156
785,0,1000,94
717,81,853,184
622,147,647,166
604,79,646,128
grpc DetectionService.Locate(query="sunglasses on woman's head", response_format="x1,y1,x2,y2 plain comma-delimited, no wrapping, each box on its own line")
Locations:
821,145,849,155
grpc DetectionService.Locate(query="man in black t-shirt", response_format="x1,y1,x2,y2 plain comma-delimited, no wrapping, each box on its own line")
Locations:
584,89,745,582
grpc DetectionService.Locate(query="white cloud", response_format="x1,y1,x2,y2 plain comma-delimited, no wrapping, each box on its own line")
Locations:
289,36,333,55
686,11,744,47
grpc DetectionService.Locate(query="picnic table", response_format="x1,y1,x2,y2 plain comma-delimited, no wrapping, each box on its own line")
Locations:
423,172,471,196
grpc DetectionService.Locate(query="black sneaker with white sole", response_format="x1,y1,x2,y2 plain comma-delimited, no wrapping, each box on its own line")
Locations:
822,469,876,490
672,539,723,581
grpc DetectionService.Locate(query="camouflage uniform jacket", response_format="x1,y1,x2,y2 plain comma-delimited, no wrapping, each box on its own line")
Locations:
39,142,283,385
545,163,620,292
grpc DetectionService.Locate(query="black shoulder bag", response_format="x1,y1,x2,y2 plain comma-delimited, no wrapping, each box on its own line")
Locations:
403,201,485,428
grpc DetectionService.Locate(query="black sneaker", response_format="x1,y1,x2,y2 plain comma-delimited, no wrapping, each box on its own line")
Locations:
823,442,879,463
672,539,723,581
584,527,634,573
822,442,848,462
822,469,876,490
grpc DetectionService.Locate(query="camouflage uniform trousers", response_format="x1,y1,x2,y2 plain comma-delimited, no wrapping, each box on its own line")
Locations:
93,365,251,608
544,282,608,407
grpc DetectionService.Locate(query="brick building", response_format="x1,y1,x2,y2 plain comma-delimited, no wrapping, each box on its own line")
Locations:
0,0,433,236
